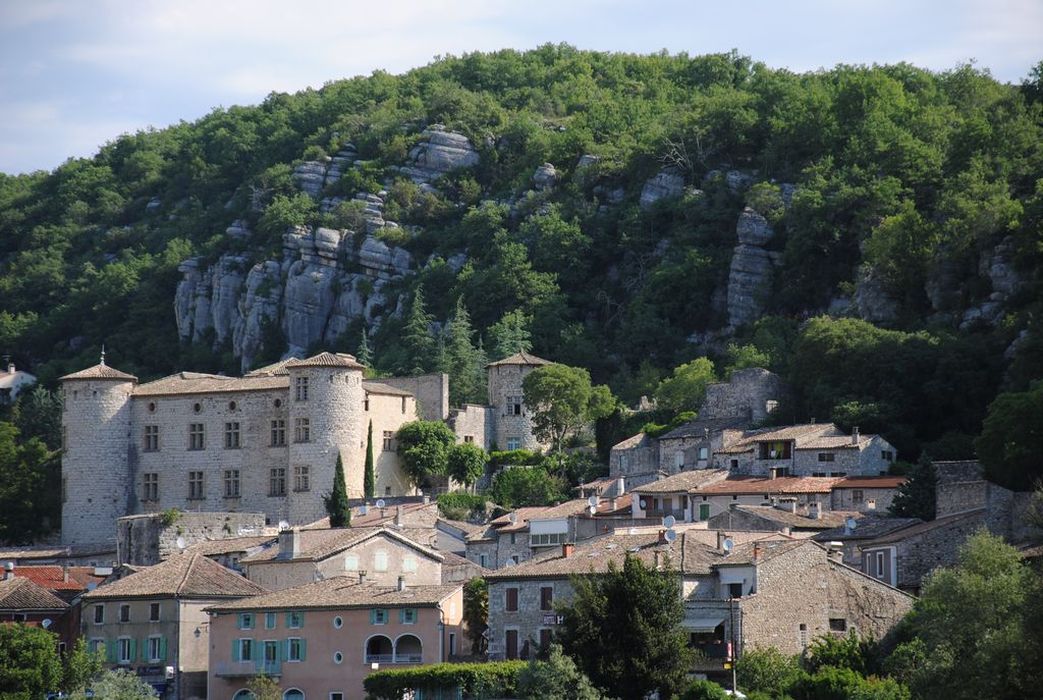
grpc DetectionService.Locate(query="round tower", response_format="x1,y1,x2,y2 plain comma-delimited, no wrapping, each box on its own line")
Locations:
59,359,137,546
486,351,553,452
285,352,365,523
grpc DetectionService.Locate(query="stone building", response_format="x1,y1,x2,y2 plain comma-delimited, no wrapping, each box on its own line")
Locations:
81,552,267,700
0,361,36,405
712,423,895,477
117,511,268,567
829,476,906,513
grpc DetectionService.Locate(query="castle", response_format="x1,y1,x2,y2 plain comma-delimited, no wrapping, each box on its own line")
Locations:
60,350,552,546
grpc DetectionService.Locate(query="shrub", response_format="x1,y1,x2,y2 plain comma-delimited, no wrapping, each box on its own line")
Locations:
437,491,487,520
362,661,526,700
488,449,543,468
737,646,802,696
679,679,730,699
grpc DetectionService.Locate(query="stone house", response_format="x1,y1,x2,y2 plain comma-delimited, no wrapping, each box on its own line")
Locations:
0,361,35,405
206,579,464,700
713,424,896,477
240,526,444,591
856,509,987,594
631,470,730,522
81,552,266,700
0,575,72,652
183,536,278,574
1,562,108,653
811,517,923,567
658,417,749,475
829,476,906,513
706,505,863,536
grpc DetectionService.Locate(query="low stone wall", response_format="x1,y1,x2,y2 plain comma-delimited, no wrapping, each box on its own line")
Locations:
117,511,266,566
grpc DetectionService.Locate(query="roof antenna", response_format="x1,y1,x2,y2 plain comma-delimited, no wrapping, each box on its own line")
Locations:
100,344,107,366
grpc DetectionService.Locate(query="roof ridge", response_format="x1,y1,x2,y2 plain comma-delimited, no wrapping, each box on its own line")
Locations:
175,553,196,596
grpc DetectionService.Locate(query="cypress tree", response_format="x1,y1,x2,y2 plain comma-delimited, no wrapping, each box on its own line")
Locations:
357,325,373,368
402,286,434,375
364,420,375,500
324,453,351,527
445,297,481,405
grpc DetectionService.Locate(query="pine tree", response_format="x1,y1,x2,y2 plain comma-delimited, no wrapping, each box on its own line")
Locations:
472,336,489,404
364,420,375,500
402,286,435,375
324,453,351,527
356,325,373,368
488,309,533,360
445,297,481,405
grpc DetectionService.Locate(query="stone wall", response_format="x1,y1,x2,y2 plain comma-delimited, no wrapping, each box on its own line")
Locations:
609,438,659,477
700,368,783,422
117,512,266,566
830,486,899,513
934,460,987,517
891,511,986,590
366,391,419,499
465,531,532,570
487,364,546,451
377,373,449,421
448,404,495,450
487,578,572,659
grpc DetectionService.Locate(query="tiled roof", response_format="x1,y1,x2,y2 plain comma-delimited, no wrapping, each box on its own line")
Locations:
133,372,287,396
746,424,841,442
717,539,807,566
635,469,729,494
244,359,294,377
82,553,268,600
833,476,906,489
59,363,137,381
797,435,877,450
611,433,654,451
859,509,986,546
695,476,842,495
486,351,553,367
303,502,438,530
0,577,70,611
284,352,364,369
812,517,924,542
441,551,488,572
363,381,413,397
241,527,443,564
184,536,278,556
0,369,35,389
207,579,461,612
659,416,750,441
722,505,861,530
5,565,104,592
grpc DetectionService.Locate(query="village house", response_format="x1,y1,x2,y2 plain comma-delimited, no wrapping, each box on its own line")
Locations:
0,562,107,653
206,578,464,700
0,574,72,652
80,552,266,700
240,526,445,592
712,424,896,477
0,360,35,405
812,516,924,567
829,476,906,513
706,504,863,536
630,469,730,521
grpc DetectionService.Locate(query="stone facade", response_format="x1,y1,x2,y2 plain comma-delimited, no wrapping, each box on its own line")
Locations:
486,577,572,659
486,356,550,452
448,404,495,448
377,373,449,421
700,368,783,423
117,512,267,566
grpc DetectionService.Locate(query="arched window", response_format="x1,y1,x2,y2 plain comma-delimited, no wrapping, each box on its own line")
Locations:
283,690,304,700
365,635,393,664
232,691,254,700
395,634,422,664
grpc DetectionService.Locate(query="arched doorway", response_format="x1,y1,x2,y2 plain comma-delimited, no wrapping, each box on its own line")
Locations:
395,634,422,663
365,635,393,664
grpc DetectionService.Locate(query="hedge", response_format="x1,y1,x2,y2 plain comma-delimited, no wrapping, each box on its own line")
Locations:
363,661,527,700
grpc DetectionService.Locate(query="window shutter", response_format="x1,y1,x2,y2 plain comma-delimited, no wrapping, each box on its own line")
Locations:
238,613,244,629
285,611,292,627
398,609,405,624
298,611,304,627
106,640,117,663
159,637,168,662
232,639,240,662
129,639,137,663
282,640,289,662
369,609,375,624
300,639,307,662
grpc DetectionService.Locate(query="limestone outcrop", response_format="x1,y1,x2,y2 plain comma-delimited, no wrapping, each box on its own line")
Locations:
532,163,558,191
399,125,479,183
726,207,779,327
640,168,685,209
291,146,358,199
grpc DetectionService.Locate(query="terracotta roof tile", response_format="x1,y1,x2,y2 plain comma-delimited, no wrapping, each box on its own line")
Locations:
363,381,413,397
241,527,443,564
833,476,906,489
284,352,364,369
722,505,862,529
486,351,553,367
133,372,287,396
0,577,71,611
83,553,267,600
59,363,137,381
6,565,104,592
812,517,924,542
207,579,460,612
635,470,730,494
658,416,750,441
695,476,842,495
184,536,278,557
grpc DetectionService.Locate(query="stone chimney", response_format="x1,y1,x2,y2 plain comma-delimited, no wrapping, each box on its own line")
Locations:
852,426,860,445
781,526,792,537
808,502,821,520
397,575,406,592
752,542,761,561
561,543,574,558
3,562,13,580
6,363,14,375
278,528,301,559
775,498,797,514
394,505,404,528
616,477,626,496
716,531,726,551
358,570,368,584
769,467,778,480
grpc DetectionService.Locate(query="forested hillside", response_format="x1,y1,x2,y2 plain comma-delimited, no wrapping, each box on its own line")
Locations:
2,46,1042,471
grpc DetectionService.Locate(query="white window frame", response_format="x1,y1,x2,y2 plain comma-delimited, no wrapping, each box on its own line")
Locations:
374,550,389,572
344,554,359,571
287,637,303,662
148,635,162,662
117,637,132,665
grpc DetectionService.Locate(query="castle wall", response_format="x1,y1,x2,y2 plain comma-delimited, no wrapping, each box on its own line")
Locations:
700,368,782,422
365,392,418,498
377,374,449,421
117,512,267,566
449,404,495,451
487,364,547,452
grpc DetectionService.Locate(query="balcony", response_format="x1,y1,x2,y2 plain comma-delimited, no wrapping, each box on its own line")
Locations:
213,661,281,678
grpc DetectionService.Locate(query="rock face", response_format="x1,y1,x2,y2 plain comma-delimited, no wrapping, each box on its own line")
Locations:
174,226,412,371
726,207,779,327
400,125,479,183
854,266,899,324
532,163,558,191
640,168,685,209
291,146,357,199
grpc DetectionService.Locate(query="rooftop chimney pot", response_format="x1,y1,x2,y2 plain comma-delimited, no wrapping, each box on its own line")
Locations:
562,543,575,558
397,575,406,592
358,570,367,584
852,426,860,445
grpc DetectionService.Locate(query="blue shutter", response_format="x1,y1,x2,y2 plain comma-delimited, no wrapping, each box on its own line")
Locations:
369,609,375,624
298,611,304,627
299,639,307,662
129,639,137,663
232,639,240,662
159,637,168,662
106,640,117,663
398,609,405,624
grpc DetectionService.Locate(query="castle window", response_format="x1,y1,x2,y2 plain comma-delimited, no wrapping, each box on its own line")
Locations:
143,473,159,501
364,394,370,411
228,401,237,411
401,396,407,413
193,402,201,413
224,470,240,498
188,471,205,500
148,402,156,413
294,376,309,402
143,425,159,452
188,423,205,450
382,431,394,451
269,468,287,497
225,422,241,449
271,419,286,447
506,437,521,451
881,450,894,462
464,435,474,444
274,398,282,408
506,396,523,416
294,465,310,492
294,418,310,443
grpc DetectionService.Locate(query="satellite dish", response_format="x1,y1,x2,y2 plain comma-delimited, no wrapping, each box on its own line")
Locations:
845,517,858,531
360,504,368,515
664,529,677,543
508,512,517,524
663,515,676,529
376,499,386,509
588,505,597,515
722,538,734,552
41,618,52,629
504,559,515,567
587,495,598,507
278,520,290,531
175,536,186,550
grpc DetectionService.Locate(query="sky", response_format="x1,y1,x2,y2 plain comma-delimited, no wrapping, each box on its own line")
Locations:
1,0,1040,175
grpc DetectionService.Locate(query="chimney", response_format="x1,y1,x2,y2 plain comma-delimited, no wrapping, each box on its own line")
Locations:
423,494,430,505
616,477,626,496
781,526,792,537
6,363,14,375
852,426,860,445
776,498,797,514
716,531,726,551
826,542,844,563
658,529,669,545
3,562,13,580
654,550,663,570
769,467,778,480
278,527,301,559
609,496,618,512
397,575,406,592
809,502,820,520
562,543,575,558
62,561,69,583
358,570,368,584
753,542,761,561
395,505,404,528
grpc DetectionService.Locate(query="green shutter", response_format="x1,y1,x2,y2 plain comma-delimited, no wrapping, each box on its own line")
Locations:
281,640,289,662
232,639,240,662
299,639,306,662
398,609,404,624
369,609,375,624
129,639,137,663
106,640,117,663
298,611,304,627
159,637,168,662
285,611,292,627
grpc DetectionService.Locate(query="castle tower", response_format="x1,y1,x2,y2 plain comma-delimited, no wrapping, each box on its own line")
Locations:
60,359,137,546
486,351,553,452
285,352,365,523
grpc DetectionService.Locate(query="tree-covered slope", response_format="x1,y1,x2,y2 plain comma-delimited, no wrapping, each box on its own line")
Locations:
2,46,1042,464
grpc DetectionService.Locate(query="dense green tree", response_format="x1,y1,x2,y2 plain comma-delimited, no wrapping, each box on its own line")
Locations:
443,297,484,405
0,422,60,543
557,554,693,700
723,343,772,379
489,466,566,508
61,638,103,695
70,669,158,700
395,420,457,487
324,453,351,527
735,646,802,697
400,286,435,375
488,309,533,360
517,644,604,700
364,421,375,500
679,680,730,700
522,364,616,454
12,387,62,450
654,357,717,414
356,325,373,367
446,442,487,489
463,577,489,656
975,381,1043,491
0,624,63,700
889,455,937,520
